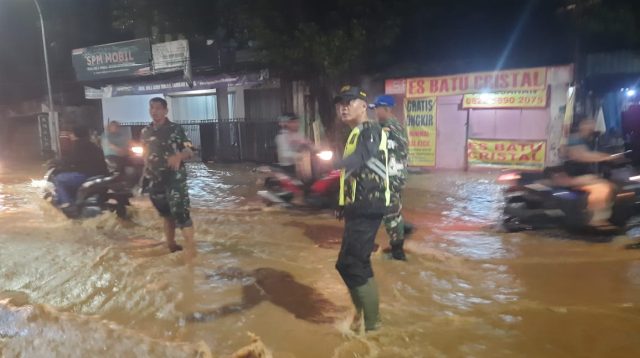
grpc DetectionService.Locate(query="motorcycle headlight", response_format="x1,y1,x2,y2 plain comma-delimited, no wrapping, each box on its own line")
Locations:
316,151,334,161
131,146,144,156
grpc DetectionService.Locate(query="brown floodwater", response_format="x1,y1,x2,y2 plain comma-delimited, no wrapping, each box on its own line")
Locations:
1,161,640,357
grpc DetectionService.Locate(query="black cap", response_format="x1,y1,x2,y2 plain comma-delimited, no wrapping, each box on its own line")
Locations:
334,85,367,103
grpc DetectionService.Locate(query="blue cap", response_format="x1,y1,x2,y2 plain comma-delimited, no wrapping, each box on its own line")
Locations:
369,95,395,109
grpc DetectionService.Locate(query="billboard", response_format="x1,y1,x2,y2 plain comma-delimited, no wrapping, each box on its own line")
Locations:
72,38,152,81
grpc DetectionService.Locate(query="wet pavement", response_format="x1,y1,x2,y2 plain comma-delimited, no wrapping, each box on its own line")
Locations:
1,161,640,357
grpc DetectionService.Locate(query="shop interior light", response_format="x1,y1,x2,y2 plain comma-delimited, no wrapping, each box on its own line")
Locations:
627,89,636,97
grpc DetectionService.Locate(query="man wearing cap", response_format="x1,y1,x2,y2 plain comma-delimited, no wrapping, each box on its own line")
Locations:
334,85,390,332
371,95,409,261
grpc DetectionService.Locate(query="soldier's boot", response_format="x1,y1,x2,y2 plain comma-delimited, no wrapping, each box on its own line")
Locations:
390,239,407,261
348,287,364,332
354,278,380,332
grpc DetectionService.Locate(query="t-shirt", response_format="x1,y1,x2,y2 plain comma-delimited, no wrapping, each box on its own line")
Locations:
275,129,304,166
101,131,129,157
141,120,192,183
63,139,109,177
564,134,595,176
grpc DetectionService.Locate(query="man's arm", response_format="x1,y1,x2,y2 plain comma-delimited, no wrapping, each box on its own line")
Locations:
167,126,194,170
567,145,611,163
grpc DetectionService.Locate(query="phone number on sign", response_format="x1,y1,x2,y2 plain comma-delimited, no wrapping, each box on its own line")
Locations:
464,95,544,106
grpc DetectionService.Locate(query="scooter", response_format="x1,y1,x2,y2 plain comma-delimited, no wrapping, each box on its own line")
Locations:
500,153,640,233
42,144,145,219
257,147,339,209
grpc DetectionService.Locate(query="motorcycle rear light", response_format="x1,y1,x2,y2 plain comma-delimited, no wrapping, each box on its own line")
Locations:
498,173,521,182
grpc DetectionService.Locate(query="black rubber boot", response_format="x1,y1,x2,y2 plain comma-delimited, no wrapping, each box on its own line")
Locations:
403,222,415,237
390,240,407,261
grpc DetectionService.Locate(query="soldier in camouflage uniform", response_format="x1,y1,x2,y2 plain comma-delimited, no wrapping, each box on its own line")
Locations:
141,97,196,258
334,86,390,333
371,95,409,261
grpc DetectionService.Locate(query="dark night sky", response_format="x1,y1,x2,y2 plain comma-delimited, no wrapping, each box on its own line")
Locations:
0,0,638,105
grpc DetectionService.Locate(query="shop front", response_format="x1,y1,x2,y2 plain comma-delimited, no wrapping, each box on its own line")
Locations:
385,65,573,171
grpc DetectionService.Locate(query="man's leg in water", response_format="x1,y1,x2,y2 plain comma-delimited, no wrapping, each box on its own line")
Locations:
168,177,196,260
383,191,406,261
336,215,383,332
163,218,180,252
181,226,196,262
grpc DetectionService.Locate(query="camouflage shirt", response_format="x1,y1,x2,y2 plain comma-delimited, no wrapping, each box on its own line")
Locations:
380,117,408,188
141,119,192,183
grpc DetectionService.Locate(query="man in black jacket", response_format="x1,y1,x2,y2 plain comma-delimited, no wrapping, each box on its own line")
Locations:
54,126,108,210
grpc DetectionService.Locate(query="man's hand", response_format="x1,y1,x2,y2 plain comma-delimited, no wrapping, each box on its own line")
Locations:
167,154,183,170
335,207,344,221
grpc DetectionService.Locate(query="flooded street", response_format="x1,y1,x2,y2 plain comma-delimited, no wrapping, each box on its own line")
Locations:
2,162,640,357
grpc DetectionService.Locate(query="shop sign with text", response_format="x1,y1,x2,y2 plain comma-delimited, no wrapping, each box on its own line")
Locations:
405,97,437,166
467,139,546,169
462,89,548,109
407,67,547,98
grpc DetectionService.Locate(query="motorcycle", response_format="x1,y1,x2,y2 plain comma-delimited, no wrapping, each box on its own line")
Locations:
257,146,339,209
42,143,145,219
499,153,640,233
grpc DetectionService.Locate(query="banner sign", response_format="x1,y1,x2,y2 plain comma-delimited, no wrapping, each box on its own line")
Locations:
405,98,437,166
72,38,152,81
406,67,547,98
384,79,406,95
462,89,548,109
152,40,190,74
84,72,276,99
109,73,276,97
467,139,546,169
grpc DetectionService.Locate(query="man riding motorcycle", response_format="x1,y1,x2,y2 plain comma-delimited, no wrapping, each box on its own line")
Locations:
552,116,618,227
53,126,109,216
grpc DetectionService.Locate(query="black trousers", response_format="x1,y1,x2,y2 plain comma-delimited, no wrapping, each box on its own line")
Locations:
335,214,383,289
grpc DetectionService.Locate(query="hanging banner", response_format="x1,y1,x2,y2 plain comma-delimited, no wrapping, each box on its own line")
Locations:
72,38,152,81
407,67,547,98
152,40,190,74
467,139,546,170
405,98,437,166
462,89,548,109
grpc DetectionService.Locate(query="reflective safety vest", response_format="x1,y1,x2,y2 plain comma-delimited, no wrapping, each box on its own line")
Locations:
339,123,391,211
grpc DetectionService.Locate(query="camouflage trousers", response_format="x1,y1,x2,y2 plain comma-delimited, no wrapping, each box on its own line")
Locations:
149,176,193,228
383,190,404,245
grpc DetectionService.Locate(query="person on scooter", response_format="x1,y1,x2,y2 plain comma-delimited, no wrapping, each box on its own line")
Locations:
558,116,618,227
371,95,409,261
275,113,307,176
54,125,108,215
101,121,130,173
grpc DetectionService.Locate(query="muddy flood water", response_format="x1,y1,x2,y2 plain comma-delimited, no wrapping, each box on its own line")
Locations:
2,161,640,357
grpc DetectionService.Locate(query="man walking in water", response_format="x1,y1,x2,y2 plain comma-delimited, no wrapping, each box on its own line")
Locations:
141,97,196,259
371,95,409,261
334,86,390,332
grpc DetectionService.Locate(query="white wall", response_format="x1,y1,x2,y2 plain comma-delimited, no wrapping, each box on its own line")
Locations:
101,94,165,127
